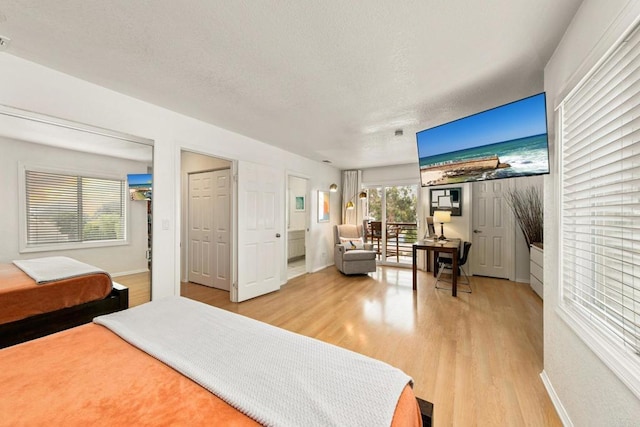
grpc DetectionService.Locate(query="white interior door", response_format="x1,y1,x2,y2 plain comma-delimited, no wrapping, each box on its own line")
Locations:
188,171,214,286
471,180,513,279
237,161,282,302
212,169,231,290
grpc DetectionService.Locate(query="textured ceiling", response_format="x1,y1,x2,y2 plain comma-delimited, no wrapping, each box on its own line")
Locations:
0,0,582,169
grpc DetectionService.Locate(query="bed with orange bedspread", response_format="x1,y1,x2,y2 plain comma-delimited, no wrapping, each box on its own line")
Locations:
0,261,128,348
0,299,433,426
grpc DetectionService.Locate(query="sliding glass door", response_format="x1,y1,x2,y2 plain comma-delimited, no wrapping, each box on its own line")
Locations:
365,185,418,265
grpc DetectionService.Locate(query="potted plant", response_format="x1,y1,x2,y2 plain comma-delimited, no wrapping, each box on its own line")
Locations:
504,186,543,250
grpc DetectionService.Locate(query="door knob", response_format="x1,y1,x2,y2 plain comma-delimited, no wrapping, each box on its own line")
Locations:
276,233,281,238
473,230,482,233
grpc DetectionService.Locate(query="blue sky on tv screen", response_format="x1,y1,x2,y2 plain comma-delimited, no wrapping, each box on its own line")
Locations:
127,173,152,186
416,93,547,157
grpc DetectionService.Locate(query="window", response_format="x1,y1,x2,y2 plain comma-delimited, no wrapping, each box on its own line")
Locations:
559,23,640,395
365,184,418,264
23,168,126,249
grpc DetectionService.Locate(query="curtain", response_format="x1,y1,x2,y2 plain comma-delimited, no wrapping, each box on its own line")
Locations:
341,170,362,225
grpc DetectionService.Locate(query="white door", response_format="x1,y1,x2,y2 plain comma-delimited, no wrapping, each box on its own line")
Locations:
188,169,231,290
188,172,214,286
212,169,231,290
471,180,513,279
237,161,282,302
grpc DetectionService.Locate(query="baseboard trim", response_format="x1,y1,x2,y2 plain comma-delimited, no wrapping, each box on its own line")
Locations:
112,268,149,278
311,263,332,273
540,370,573,426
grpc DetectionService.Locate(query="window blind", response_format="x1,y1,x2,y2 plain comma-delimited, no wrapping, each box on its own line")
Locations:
560,24,640,356
25,170,126,245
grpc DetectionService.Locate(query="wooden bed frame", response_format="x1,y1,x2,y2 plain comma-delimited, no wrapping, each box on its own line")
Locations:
417,396,434,427
0,283,128,349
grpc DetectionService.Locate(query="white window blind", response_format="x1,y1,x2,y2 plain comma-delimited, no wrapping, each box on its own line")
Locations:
25,170,126,245
560,23,640,357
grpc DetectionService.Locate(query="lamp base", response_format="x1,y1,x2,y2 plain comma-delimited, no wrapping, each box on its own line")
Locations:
438,235,447,241
438,222,446,240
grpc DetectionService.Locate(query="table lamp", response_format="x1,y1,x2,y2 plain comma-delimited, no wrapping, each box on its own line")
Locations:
433,210,451,241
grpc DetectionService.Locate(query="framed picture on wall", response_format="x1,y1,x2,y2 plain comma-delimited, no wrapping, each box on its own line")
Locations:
429,187,462,216
318,190,330,222
295,196,305,211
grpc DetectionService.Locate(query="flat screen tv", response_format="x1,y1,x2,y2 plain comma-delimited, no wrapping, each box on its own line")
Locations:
416,92,549,187
127,173,152,201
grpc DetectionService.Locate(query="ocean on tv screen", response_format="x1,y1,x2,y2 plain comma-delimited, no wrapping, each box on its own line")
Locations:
417,93,549,187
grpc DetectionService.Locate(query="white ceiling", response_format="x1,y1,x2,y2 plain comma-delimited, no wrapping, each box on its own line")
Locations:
0,0,582,170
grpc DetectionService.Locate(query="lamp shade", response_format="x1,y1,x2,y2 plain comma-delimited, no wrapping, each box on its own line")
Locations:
358,191,367,199
433,210,451,224
346,201,355,210
329,183,338,192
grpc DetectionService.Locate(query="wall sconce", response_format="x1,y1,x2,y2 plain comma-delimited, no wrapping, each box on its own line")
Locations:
329,183,338,192
433,210,451,240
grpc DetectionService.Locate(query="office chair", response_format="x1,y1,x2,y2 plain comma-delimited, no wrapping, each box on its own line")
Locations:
435,241,472,293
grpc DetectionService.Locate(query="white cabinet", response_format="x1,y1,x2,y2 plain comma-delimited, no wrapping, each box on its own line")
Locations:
530,244,543,299
287,230,305,260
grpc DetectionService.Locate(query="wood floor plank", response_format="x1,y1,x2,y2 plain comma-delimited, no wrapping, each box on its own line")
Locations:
181,266,560,426
113,271,150,307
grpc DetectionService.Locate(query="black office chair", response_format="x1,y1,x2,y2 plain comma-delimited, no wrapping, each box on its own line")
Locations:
435,241,472,293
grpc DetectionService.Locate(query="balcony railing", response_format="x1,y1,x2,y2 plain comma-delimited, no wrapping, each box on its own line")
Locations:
364,221,418,263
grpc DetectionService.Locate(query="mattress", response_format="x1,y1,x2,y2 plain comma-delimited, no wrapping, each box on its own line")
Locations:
0,323,421,426
0,263,112,325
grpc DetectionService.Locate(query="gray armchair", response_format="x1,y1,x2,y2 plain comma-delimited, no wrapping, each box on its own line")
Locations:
334,224,377,275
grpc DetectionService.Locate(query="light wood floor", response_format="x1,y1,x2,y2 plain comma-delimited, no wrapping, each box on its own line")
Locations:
113,271,151,307
181,266,561,427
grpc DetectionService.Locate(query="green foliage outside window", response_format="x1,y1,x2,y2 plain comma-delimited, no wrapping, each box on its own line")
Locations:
367,185,418,243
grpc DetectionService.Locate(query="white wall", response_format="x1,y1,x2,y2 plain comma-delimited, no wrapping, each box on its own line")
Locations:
512,175,544,284
0,136,149,275
425,183,473,242
544,0,640,425
0,53,341,299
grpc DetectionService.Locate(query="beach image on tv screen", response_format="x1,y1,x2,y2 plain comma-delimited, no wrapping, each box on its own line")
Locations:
416,93,549,186
127,173,152,201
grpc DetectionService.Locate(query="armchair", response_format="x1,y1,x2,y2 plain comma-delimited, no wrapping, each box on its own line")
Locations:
334,224,377,275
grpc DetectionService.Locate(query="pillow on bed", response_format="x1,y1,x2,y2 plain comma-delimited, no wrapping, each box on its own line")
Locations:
339,237,365,250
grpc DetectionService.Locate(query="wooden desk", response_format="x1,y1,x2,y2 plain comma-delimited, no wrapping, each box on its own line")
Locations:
413,239,460,297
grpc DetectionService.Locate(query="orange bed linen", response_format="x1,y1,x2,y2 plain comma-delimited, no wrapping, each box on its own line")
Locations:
0,323,422,426
0,263,112,325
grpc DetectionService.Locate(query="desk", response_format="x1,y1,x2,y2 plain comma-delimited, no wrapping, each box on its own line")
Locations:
412,239,460,297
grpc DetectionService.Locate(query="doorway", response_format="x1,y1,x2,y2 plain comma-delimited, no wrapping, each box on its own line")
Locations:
470,180,514,279
287,175,309,279
180,151,232,292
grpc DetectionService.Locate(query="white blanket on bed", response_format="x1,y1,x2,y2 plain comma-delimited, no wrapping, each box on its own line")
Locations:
13,256,108,284
94,296,412,427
